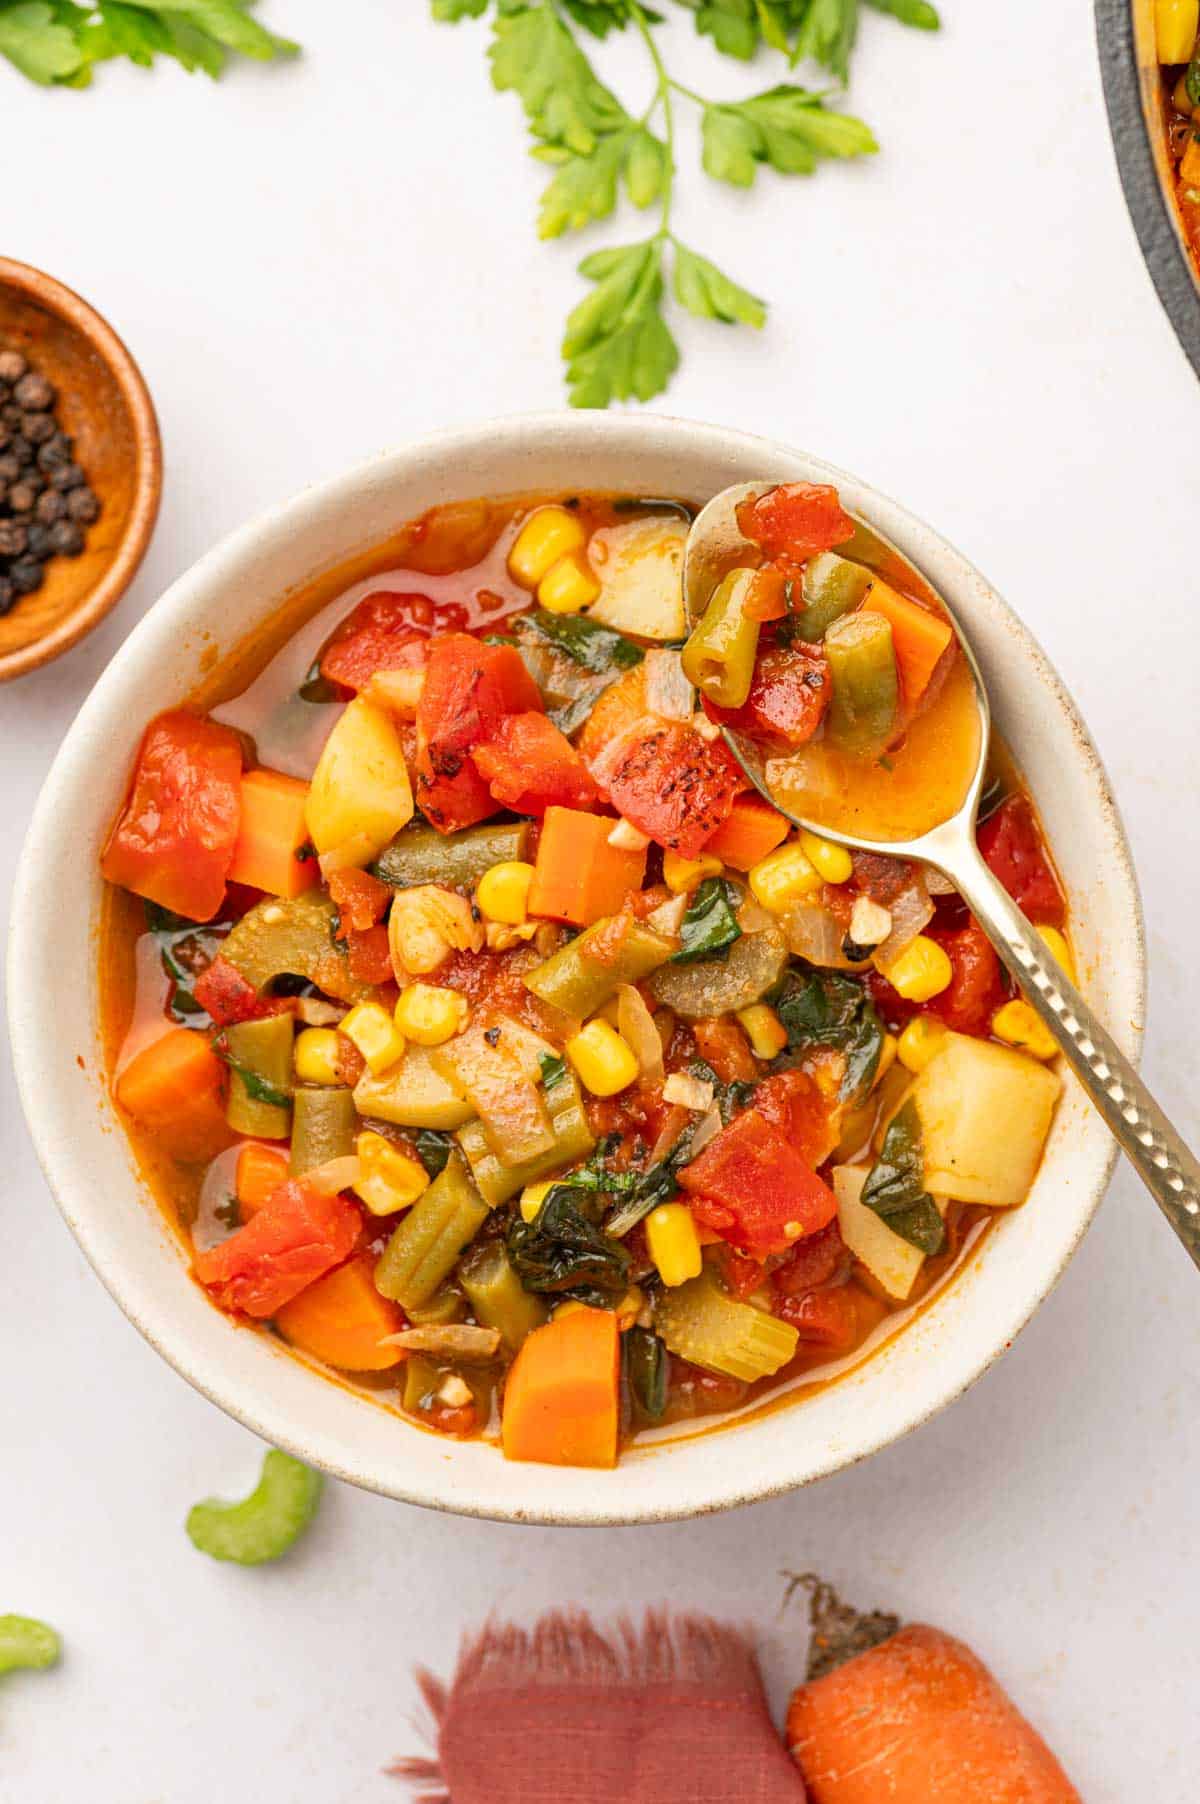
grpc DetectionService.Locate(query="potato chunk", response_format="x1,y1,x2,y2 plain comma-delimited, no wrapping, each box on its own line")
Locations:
834,1165,925,1301
910,1032,1062,1207
305,696,413,871
585,517,688,641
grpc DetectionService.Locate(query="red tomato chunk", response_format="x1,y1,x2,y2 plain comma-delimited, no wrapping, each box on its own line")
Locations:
101,711,244,922
977,796,1066,927
776,1285,859,1351
471,711,598,815
193,1180,360,1318
679,1108,838,1256
319,590,462,693
194,955,288,1027
736,482,855,561
604,723,744,858
415,634,543,833
708,645,831,748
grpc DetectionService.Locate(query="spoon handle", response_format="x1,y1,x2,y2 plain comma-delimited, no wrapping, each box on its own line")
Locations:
946,847,1200,1269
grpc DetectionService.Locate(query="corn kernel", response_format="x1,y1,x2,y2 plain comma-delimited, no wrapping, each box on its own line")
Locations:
538,550,601,615
645,1203,703,1288
748,843,822,913
992,1000,1059,1062
566,1019,639,1097
354,1131,430,1216
1157,0,1199,65
519,1180,554,1224
552,1298,591,1321
799,829,854,885
293,1027,343,1085
1038,926,1077,987
896,1015,949,1073
663,849,723,894
735,1003,788,1060
393,983,470,1047
875,1033,899,1084
475,860,535,926
877,934,953,1003
339,1001,406,1076
508,506,587,589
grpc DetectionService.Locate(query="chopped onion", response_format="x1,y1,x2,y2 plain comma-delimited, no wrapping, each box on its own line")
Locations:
663,1071,715,1111
617,982,663,1081
303,1156,361,1196
645,648,694,721
782,897,851,968
646,892,689,937
608,817,652,852
874,877,934,968
736,894,774,935
383,1325,501,1361
647,1104,692,1166
926,869,957,896
293,997,346,1027
688,1103,723,1156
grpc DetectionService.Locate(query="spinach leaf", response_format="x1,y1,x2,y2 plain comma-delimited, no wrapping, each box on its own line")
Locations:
624,1326,667,1421
506,1186,631,1305
413,1129,454,1179
214,1048,292,1110
671,877,743,965
516,606,644,673
604,1120,700,1237
538,1052,568,1090
773,965,884,1103
861,1099,944,1255
688,1056,754,1125
144,900,220,1024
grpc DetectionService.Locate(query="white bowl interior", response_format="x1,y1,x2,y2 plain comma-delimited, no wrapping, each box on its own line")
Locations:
8,414,1144,1524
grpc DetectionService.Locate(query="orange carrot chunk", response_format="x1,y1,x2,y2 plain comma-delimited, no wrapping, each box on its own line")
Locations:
115,1028,231,1164
235,1143,291,1219
501,1307,619,1468
786,1624,1082,1804
527,806,646,926
863,582,953,710
702,794,789,871
228,768,318,899
275,1253,406,1371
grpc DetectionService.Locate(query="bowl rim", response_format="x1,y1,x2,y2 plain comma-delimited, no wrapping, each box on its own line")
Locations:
1095,0,1200,379
0,255,163,683
7,412,1146,1524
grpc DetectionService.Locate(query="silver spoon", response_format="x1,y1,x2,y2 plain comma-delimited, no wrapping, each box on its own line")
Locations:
684,482,1200,1267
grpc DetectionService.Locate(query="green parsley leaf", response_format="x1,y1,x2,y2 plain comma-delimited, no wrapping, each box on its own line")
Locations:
864,0,939,28
695,0,759,60
793,0,858,82
0,3,86,81
432,0,488,17
702,85,877,187
538,1051,568,1090
490,0,627,156
562,239,679,409
673,241,767,329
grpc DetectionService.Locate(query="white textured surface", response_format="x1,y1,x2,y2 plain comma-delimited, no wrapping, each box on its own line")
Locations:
1,1,1197,1798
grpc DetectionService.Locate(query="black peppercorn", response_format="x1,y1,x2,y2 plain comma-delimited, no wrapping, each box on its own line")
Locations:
13,372,54,411
47,519,85,557
21,412,55,446
0,520,29,557
0,422,9,452
25,522,51,559
1,403,23,431
37,433,72,472
8,481,36,513
0,350,28,384
9,558,44,595
50,462,85,492
65,486,100,525
0,452,18,483
8,435,33,468
0,576,15,617
34,489,67,525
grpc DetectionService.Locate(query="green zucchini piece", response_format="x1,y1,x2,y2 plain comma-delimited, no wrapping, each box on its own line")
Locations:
185,1450,322,1566
406,1284,468,1326
372,820,530,891
374,1151,489,1310
221,1014,294,1139
290,1086,358,1176
647,919,787,1019
459,1240,548,1352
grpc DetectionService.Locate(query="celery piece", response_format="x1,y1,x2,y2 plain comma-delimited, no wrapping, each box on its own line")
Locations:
222,1013,294,1139
460,1241,548,1352
186,1450,322,1566
372,820,530,891
524,916,675,1019
654,1268,798,1381
374,1152,489,1310
354,1044,475,1131
290,1086,358,1175
0,1615,60,1676
456,1071,595,1206
647,917,787,1020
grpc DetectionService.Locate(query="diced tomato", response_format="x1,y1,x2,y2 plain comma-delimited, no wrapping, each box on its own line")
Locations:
692,1017,760,1085
604,723,745,858
319,590,464,692
775,1284,859,1351
193,1181,360,1318
923,920,1006,1036
753,1069,838,1169
707,645,831,748
718,1246,768,1299
414,634,544,833
328,867,391,934
772,1218,849,1297
101,711,244,922
678,1108,838,1256
193,955,289,1027
736,483,855,562
977,796,1066,927
471,711,598,815
346,923,393,986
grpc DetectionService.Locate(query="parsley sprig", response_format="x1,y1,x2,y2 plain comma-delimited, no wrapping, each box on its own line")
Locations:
435,0,939,405
0,0,296,87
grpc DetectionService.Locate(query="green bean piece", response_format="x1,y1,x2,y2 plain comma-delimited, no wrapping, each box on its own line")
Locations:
374,1151,489,1309
406,1284,468,1326
795,551,874,642
460,1241,548,1352
824,610,900,757
371,820,531,890
456,1072,596,1206
524,917,675,1019
290,1086,358,1175
185,1450,322,1566
221,892,368,1003
402,1354,441,1414
0,1615,61,1676
681,567,761,709
223,1014,294,1139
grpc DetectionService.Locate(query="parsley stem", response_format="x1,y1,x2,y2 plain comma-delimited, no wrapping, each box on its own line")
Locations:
630,2,674,239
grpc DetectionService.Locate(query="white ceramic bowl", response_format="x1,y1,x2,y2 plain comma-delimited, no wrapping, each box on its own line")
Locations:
8,415,1145,1525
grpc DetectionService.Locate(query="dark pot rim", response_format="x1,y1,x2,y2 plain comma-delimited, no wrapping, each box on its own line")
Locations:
1096,0,1200,376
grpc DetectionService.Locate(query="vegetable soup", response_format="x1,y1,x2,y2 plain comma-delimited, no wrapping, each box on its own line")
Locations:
1159,4,1200,266
99,485,1069,1470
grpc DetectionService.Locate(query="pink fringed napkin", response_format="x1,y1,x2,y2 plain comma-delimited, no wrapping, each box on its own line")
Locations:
390,1610,806,1804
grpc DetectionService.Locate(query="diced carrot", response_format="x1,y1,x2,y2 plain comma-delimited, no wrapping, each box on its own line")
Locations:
275,1253,406,1371
703,794,789,871
527,806,646,926
235,1143,290,1219
576,665,647,768
501,1307,619,1468
786,1624,1082,1803
227,768,318,899
328,866,390,933
864,581,953,709
115,1028,232,1164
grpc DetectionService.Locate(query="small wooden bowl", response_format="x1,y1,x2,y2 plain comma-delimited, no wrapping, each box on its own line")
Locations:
0,258,162,683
